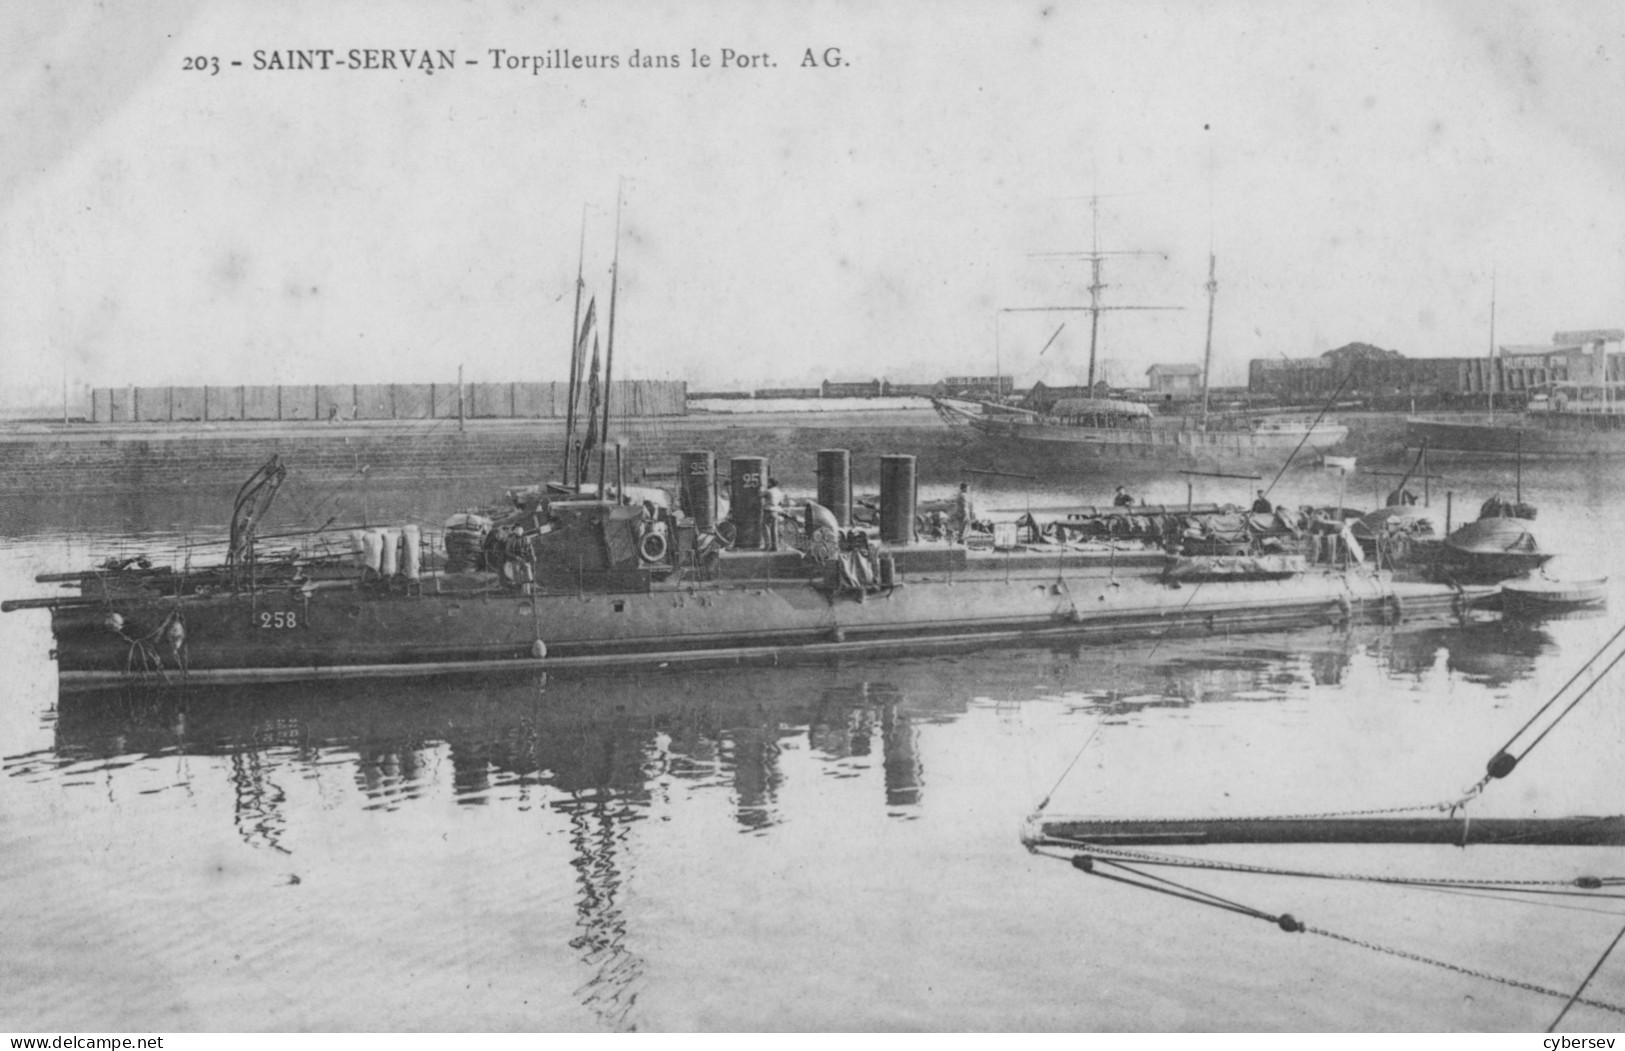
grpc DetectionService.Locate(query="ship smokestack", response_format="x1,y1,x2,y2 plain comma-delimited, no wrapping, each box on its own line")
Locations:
817,449,853,529
879,454,917,545
730,456,768,549
679,450,717,530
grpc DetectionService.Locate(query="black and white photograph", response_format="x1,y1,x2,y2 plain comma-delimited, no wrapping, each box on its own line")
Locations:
3,0,1625,1035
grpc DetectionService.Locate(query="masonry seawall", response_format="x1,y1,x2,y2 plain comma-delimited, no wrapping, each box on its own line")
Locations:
0,408,1411,500
0,410,963,497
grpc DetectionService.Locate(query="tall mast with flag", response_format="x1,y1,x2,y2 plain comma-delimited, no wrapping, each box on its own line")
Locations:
561,206,588,489
580,331,602,484
567,297,597,488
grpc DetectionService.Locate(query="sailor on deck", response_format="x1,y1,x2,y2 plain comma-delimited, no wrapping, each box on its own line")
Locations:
762,478,786,550
1113,485,1135,508
952,481,975,542
1252,490,1274,514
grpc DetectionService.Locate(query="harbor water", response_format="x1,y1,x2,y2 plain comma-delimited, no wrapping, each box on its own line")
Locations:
3,459,1624,1032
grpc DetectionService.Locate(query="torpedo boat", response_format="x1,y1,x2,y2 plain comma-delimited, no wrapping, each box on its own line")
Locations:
4,445,1515,693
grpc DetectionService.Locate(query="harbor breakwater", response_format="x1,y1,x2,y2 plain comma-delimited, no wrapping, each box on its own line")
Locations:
0,409,966,499
0,409,1412,500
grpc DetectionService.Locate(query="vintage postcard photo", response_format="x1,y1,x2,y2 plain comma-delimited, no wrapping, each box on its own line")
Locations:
2,0,1623,1036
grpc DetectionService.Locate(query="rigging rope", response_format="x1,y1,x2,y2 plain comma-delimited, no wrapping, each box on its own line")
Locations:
1478,618,1625,786
1261,372,1352,502
1549,920,1625,1032
1034,721,1103,812
1058,848,1625,1017
1036,840,1625,900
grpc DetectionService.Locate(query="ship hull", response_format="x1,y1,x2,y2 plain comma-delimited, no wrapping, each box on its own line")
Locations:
961,417,1349,471
1407,413,1625,458
44,555,1494,691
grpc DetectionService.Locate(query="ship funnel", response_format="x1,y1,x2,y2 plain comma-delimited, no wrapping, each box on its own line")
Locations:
679,450,717,530
730,456,768,549
817,449,853,528
879,454,917,545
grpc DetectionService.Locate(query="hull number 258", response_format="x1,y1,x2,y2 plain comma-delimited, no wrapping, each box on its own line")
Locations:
257,611,299,629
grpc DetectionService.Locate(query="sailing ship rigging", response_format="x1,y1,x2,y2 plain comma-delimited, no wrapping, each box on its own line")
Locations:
934,201,1349,471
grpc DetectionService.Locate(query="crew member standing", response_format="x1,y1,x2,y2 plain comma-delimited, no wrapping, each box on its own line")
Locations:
952,481,976,543
762,477,786,551
1113,485,1135,507
1252,489,1274,514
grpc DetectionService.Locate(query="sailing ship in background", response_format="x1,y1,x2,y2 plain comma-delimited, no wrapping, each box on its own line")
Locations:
1407,328,1625,458
934,218,1348,472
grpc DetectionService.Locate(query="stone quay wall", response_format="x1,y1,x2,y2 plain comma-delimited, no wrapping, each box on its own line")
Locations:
0,410,961,498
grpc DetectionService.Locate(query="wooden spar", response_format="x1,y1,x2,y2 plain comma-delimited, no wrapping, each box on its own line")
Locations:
36,567,175,583
562,205,587,488
989,502,1224,516
597,184,623,499
963,467,1039,481
4,595,116,612
1179,468,1262,481
1029,814,1625,847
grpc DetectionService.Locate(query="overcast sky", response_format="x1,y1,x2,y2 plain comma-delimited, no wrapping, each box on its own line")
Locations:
3,0,1623,407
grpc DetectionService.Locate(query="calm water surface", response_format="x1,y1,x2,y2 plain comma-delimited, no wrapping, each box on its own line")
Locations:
3,462,1624,1032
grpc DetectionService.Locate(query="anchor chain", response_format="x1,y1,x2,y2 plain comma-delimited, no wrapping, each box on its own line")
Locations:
1304,924,1625,1017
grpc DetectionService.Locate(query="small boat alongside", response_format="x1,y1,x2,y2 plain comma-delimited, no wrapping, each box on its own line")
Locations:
1501,573,1609,616
1439,511,1552,583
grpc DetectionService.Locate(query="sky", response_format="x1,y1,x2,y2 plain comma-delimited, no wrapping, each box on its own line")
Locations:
2,0,1624,409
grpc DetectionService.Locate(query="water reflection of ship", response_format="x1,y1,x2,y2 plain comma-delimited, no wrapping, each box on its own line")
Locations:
47,665,936,1031
1379,619,1554,685
560,793,645,1030
49,663,963,805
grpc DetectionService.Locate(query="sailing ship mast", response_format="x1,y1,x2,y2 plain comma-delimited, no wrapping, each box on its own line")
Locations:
1200,253,1217,427
1007,195,1179,395
1488,267,1497,419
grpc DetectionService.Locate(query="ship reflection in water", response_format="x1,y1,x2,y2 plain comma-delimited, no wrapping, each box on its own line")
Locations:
1048,617,1558,717
8,616,1584,1030
40,618,1561,821
37,665,946,1030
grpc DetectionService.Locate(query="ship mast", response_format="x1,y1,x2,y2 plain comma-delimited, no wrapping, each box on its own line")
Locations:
1488,266,1497,420
1200,253,1217,428
562,206,588,489
596,183,623,498
1007,195,1180,396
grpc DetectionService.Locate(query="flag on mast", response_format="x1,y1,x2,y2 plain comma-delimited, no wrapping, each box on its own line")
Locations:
581,333,602,460
572,297,597,416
